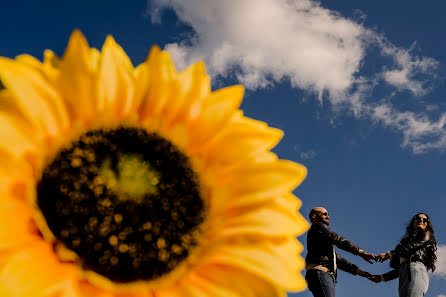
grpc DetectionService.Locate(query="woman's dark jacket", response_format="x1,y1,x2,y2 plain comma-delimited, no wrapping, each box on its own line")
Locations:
383,230,434,281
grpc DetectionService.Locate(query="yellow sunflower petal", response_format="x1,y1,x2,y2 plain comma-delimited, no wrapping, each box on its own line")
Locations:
0,89,34,130
63,281,114,297
191,264,286,297
209,239,305,291
188,85,244,151
51,282,81,297
0,155,34,201
205,160,306,217
273,193,309,236
0,197,37,250
158,122,190,153
0,113,38,158
88,48,101,71
217,161,306,206
215,193,308,238
0,54,57,88
10,54,57,112
97,35,135,120
0,58,69,135
0,242,75,297
68,280,150,297
219,203,305,238
132,63,150,116
203,112,283,167
163,61,211,128
15,54,42,68
14,50,60,83
15,50,59,83
246,150,279,163
44,49,59,65
57,30,96,122
138,47,177,120
170,274,237,297
156,283,196,297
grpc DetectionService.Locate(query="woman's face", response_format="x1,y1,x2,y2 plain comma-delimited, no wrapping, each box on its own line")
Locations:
413,214,428,231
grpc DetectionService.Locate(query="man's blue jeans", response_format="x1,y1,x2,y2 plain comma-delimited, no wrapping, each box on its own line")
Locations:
305,269,336,297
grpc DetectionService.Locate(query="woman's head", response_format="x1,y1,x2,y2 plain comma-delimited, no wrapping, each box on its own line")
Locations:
406,213,433,234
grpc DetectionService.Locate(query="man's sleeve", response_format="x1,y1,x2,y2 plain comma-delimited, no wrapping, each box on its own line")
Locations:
393,231,433,258
336,253,359,275
382,269,399,282
314,222,361,255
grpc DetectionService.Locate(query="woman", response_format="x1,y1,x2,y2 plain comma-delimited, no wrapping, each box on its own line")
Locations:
371,213,437,297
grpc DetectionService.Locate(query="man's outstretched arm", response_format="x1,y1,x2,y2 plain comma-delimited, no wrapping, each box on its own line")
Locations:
314,222,376,263
336,253,371,278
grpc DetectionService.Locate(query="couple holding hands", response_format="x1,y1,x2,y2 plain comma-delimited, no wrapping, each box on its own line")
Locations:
305,207,437,297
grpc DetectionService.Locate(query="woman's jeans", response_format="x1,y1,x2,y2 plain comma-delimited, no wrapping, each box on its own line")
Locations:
305,269,336,297
399,261,429,297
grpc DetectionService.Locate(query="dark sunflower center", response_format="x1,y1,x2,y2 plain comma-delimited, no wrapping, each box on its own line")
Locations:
37,127,204,283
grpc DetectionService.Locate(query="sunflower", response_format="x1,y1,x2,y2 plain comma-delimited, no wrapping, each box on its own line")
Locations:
0,31,308,297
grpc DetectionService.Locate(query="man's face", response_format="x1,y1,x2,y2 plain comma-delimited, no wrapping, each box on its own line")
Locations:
315,207,330,225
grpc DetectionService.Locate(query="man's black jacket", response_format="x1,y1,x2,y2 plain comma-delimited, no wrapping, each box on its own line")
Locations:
306,222,362,275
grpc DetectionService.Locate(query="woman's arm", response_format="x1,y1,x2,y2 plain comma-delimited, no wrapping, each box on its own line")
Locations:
370,269,399,283
382,269,399,281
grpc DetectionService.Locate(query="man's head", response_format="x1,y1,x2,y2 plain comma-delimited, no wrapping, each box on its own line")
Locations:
309,207,330,225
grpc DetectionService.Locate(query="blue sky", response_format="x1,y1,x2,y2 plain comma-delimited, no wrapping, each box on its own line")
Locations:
1,0,445,297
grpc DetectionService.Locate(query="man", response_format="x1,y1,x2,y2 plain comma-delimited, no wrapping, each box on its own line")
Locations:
305,207,375,297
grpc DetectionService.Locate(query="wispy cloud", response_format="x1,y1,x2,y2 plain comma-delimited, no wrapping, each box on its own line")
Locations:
379,42,438,96
300,149,317,160
149,0,443,153
434,244,446,280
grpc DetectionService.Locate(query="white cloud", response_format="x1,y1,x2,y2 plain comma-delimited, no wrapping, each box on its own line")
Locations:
300,149,317,160
434,244,446,279
151,0,365,93
149,0,442,153
437,295,446,297
379,42,438,96
356,103,446,154
426,104,439,112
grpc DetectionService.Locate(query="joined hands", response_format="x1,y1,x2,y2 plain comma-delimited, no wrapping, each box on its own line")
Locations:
356,251,390,284
359,250,390,263
376,252,390,262
360,251,376,264
357,270,384,283
358,251,389,284
368,275,384,283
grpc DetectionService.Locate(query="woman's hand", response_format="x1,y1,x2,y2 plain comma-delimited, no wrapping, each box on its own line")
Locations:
377,252,390,262
368,275,384,283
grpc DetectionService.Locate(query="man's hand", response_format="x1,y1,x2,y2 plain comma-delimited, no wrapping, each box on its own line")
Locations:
359,250,376,264
377,252,390,263
368,275,384,283
357,269,371,278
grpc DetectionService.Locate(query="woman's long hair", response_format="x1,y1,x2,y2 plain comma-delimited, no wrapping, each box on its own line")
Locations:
400,213,437,272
